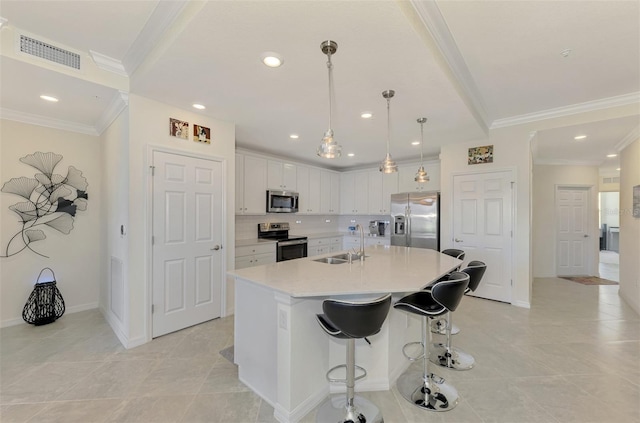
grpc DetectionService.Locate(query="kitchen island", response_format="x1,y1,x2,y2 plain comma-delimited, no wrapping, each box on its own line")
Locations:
228,245,462,423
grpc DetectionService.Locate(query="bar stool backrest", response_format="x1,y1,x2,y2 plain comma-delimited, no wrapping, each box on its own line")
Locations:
463,260,486,293
322,294,392,339
441,249,465,261
431,272,469,313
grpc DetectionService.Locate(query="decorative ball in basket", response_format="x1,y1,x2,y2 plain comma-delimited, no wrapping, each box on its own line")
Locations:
22,268,65,326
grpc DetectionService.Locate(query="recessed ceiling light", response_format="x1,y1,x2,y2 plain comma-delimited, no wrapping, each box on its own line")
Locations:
261,52,283,68
289,134,299,139
616,168,621,171
607,154,617,158
411,141,420,146
574,135,587,140
361,112,372,119
40,95,58,102
192,103,206,110
347,153,355,157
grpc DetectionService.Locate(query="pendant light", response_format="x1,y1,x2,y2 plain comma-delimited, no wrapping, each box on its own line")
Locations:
414,117,430,183
379,90,398,173
317,40,342,159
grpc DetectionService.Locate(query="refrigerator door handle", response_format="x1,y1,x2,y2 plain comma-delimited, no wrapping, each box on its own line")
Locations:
406,206,411,246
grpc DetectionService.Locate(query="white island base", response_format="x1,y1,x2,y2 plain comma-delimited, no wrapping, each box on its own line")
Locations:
231,246,462,423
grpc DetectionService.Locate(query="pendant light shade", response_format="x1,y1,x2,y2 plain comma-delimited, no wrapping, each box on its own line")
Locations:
317,40,342,159
379,90,397,173
415,117,430,183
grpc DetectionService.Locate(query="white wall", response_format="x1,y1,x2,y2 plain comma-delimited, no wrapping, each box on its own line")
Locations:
100,109,130,343
126,94,235,346
440,127,532,308
532,164,599,278
619,138,640,314
600,192,620,228
1,120,102,326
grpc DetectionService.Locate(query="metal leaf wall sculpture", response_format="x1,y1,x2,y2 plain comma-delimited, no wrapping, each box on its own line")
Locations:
1,152,89,258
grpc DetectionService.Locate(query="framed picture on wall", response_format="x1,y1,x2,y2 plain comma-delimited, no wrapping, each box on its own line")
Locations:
468,145,493,165
169,118,189,140
633,185,640,218
194,124,211,144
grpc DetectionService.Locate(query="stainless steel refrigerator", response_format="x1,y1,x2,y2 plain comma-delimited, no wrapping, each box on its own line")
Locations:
390,192,440,250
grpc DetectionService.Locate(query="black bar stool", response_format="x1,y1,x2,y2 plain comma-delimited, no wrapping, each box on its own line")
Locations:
394,272,469,412
316,294,392,423
430,261,487,370
431,249,465,336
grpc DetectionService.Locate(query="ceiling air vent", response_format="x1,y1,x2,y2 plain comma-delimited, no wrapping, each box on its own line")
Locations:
602,177,620,184
20,35,80,70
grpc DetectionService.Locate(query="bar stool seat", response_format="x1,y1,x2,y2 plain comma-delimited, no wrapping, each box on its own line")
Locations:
394,272,469,412
316,294,392,423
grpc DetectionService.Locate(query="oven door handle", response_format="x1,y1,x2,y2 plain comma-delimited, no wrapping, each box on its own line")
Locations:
278,240,308,247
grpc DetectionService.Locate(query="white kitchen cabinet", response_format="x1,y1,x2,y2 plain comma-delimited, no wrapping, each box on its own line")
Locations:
320,170,340,214
340,171,368,214
268,160,297,191
235,243,276,269
368,170,398,214
297,166,322,214
308,236,342,257
236,154,267,215
397,162,440,193
343,235,389,250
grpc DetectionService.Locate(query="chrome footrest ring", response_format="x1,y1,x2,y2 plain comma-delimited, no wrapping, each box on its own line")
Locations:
401,341,424,362
326,364,367,383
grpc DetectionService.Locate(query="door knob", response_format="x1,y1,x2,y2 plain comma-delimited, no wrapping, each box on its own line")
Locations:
583,234,589,238
454,238,463,242
211,245,221,251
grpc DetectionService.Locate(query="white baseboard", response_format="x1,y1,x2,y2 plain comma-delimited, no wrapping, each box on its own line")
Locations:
512,300,531,309
619,288,640,316
99,306,149,349
1,302,99,328
274,385,328,423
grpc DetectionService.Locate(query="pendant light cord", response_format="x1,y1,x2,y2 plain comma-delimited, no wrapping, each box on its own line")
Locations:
327,54,333,131
420,121,424,165
386,97,391,155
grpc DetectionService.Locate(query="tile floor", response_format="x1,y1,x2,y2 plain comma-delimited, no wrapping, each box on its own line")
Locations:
1,277,638,423
599,250,620,282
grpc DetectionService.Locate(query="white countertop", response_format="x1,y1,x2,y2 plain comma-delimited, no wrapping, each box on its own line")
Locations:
235,238,277,247
228,245,461,298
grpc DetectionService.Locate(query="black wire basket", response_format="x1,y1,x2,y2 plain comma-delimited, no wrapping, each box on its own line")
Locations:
22,268,65,326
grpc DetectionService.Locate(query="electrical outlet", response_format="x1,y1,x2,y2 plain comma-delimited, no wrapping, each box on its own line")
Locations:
295,220,301,224
325,219,331,223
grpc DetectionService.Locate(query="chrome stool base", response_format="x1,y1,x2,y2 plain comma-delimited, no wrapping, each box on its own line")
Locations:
397,371,459,412
430,318,460,335
430,344,475,370
316,395,384,423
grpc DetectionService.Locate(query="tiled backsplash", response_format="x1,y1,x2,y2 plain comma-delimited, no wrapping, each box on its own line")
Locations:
235,214,391,240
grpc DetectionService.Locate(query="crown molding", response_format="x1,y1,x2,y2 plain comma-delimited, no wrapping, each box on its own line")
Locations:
122,0,189,75
408,0,490,134
95,91,129,135
534,158,601,166
0,108,98,136
615,124,639,152
491,92,640,129
89,50,128,77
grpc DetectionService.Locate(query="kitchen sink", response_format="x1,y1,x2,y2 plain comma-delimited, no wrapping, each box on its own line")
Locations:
313,257,348,264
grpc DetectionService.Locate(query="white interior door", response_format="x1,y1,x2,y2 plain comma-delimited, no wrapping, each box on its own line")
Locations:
453,171,513,303
556,186,590,276
152,151,223,337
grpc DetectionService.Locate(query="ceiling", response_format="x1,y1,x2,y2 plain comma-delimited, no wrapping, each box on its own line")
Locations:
1,0,638,173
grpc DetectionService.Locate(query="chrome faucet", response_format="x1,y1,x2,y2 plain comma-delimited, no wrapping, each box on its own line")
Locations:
355,224,365,262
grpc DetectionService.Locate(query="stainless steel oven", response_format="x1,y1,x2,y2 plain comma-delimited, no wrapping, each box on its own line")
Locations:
257,222,307,262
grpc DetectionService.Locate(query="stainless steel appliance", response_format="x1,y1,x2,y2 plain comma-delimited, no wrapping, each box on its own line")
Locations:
257,222,307,261
266,190,299,213
369,220,387,236
391,192,440,250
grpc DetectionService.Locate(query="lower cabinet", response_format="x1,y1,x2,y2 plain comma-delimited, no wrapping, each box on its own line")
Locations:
235,243,276,269
307,236,342,257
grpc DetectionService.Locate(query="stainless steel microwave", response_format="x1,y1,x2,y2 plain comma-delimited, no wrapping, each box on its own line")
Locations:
266,190,299,213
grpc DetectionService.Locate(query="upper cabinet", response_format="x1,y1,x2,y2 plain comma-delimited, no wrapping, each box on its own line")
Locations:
320,170,340,214
268,160,297,191
397,162,440,193
368,170,398,214
340,171,368,214
236,153,267,215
